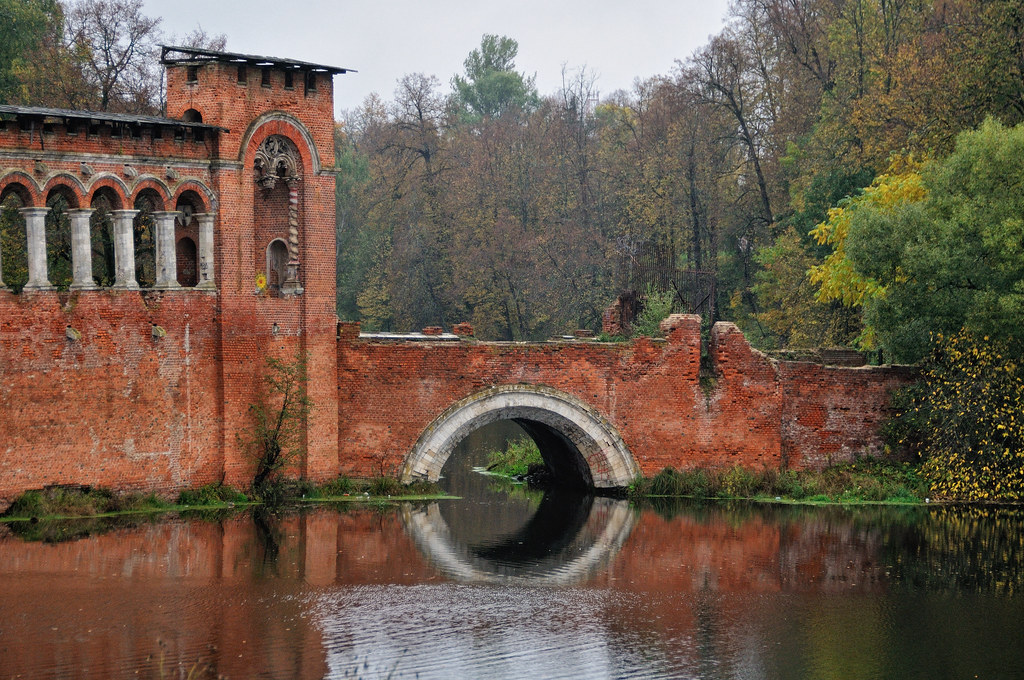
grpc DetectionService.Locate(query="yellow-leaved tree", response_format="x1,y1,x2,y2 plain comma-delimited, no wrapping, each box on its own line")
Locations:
808,163,926,348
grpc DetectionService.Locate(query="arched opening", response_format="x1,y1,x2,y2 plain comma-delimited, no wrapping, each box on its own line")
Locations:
0,186,30,291
402,385,639,490
253,133,303,296
266,238,288,293
176,236,198,287
44,186,77,290
182,108,202,123
132,189,162,288
174,190,204,287
89,187,120,286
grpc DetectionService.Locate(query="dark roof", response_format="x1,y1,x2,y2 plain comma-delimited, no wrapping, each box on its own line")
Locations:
159,45,354,75
0,104,227,131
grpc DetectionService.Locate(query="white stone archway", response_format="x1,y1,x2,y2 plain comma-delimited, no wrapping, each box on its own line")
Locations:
401,384,640,489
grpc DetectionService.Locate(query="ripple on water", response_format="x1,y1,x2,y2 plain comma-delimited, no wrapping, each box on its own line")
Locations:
313,584,694,680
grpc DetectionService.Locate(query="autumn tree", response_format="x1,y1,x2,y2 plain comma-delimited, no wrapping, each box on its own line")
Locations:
64,0,162,112
451,34,539,122
0,0,58,102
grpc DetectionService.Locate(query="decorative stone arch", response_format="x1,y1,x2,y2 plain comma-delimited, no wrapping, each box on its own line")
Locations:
237,111,320,175
172,182,215,213
85,174,130,208
402,384,640,489
42,174,86,208
129,177,172,210
0,172,43,206
43,184,78,289
171,183,216,289
246,122,307,296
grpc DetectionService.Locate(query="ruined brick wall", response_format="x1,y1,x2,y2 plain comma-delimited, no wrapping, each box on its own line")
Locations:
0,291,221,501
336,316,913,479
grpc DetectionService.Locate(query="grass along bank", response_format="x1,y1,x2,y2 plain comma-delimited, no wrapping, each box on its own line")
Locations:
631,459,928,504
483,435,928,504
1,477,449,523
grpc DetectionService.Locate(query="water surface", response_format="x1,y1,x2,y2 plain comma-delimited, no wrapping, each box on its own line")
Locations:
1,425,1022,679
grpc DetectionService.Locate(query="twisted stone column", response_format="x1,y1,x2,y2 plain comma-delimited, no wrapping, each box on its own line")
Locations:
281,178,303,296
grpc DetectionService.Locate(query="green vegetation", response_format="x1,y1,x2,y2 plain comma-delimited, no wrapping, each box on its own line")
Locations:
485,436,544,477
3,485,171,518
886,331,1024,502
630,459,928,505
2,477,447,526
631,285,676,338
241,351,312,500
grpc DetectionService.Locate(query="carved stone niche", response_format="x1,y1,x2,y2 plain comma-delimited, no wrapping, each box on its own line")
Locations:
254,134,301,190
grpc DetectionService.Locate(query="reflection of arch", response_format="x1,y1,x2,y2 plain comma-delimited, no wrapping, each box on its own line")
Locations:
403,497,636,585
176,237,197,287
266,238,288,290
402,385,640,489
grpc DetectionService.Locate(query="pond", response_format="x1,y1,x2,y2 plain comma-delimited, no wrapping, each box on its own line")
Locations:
1,423,1023,679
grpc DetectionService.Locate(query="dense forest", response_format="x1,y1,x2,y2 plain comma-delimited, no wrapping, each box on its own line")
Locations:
334,0,1024,364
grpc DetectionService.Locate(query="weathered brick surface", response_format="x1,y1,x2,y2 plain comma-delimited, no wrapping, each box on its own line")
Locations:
336,317,913,480
0,290,222,499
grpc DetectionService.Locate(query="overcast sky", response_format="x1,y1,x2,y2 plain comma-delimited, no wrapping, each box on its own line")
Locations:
147,0,732,118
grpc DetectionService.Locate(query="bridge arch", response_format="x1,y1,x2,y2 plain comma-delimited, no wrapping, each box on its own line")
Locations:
401,384,639,489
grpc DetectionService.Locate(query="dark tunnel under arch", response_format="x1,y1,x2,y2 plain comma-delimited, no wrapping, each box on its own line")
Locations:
401,384,639,489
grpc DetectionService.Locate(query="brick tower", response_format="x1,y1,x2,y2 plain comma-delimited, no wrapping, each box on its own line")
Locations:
161,46,350,485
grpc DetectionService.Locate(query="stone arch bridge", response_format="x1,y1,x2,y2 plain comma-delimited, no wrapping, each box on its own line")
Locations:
337,315,913,490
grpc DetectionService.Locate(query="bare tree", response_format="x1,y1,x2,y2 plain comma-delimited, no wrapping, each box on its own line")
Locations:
65,0,161,112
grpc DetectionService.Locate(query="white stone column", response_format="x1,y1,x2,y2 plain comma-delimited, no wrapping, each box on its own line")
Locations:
110,209,139,290
196,212,216,289
153,210,181,289
68,208,97,290
20,206,52,291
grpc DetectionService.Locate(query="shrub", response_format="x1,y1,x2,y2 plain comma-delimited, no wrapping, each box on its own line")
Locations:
892,330,1024,501
485,437,543,477
177,483,247,506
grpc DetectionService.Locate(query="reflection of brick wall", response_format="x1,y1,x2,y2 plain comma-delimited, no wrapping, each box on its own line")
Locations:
337,316,914,478
0,504,891,678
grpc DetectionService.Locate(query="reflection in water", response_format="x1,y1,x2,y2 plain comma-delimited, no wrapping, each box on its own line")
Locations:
404,496,636,585
1,435,1024,679
405,420,637,584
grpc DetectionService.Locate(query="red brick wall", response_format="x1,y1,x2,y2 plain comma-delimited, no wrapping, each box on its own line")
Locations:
336,317,913,479
0,290,222,501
